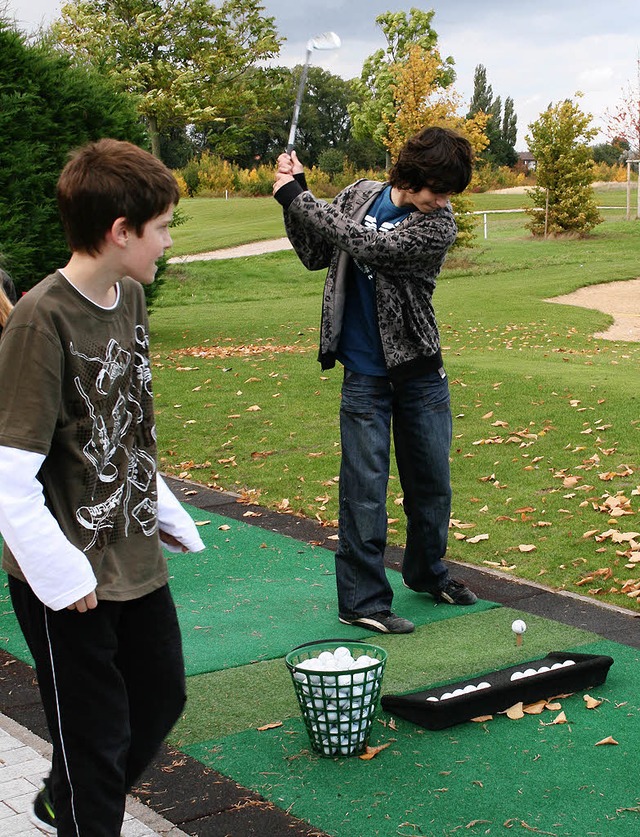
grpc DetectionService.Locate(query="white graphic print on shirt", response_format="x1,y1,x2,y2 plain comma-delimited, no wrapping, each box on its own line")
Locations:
70,326,157,551
354,213,403,281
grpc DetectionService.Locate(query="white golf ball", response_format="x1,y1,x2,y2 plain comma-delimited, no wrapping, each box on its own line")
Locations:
511,619,527,634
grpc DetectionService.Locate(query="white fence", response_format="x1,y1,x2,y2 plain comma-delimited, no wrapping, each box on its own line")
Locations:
472,206,625,239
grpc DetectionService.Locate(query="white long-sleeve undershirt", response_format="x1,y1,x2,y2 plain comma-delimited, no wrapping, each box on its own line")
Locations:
0,445,204,610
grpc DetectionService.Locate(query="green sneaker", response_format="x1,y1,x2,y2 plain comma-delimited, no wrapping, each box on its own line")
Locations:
30,783,56,833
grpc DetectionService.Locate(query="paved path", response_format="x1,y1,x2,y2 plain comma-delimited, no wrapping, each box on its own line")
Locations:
167,237,292,263
0,713,187,835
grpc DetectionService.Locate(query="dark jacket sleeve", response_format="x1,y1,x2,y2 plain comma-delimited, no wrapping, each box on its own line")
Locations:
275,180,350,272
285,189,457,277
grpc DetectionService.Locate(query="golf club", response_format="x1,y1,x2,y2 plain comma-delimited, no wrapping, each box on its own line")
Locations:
286,31,341,153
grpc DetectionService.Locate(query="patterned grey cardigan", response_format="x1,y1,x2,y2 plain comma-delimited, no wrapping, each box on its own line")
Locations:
278,178,458,383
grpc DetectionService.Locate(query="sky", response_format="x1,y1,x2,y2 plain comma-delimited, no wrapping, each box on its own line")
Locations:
4,0,639,150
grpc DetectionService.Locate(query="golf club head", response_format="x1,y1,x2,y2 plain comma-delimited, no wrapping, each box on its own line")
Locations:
308,31,341,51
287,32,341,153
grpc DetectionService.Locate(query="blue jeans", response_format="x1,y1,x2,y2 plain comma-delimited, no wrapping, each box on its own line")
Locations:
336,368,452,618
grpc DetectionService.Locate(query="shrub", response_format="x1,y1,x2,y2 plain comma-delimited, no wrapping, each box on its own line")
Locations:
471,162,533,193
0,21,146,292
181,160,201,197
197,153,235,196
234,166,273,196
317,148,345,175
592,162,631,183
174,154,386,200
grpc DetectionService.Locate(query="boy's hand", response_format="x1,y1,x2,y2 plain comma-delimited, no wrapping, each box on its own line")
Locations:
277,151,304,176
67,591,98,612
159,529,189,553
273,171,294,195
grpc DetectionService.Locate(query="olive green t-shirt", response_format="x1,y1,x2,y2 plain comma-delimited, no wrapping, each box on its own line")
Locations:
0,271,167,600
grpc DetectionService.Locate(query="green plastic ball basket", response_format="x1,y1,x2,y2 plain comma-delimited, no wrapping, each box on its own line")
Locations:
285,640,387,757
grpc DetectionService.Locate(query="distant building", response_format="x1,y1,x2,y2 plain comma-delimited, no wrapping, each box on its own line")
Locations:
518,151,536,171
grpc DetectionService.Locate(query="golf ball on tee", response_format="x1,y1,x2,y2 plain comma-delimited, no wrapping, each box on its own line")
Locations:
511,619,527,634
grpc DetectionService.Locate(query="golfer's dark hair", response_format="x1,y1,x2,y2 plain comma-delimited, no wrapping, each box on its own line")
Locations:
388,126,473,195
57,138,180,255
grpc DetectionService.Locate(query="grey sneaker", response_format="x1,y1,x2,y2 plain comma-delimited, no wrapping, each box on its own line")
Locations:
403,577,478,605
339,611,415,634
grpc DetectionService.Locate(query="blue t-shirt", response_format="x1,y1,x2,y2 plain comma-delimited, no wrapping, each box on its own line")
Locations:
336,185,411,376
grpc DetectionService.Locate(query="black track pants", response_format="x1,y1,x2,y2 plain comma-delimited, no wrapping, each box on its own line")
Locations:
9,578,186,837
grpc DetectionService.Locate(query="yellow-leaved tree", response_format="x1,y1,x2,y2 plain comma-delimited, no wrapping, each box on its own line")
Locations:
383,44,489,248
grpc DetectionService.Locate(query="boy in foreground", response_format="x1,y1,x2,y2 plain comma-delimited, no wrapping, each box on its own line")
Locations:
273,126,477,635
0,139,205,835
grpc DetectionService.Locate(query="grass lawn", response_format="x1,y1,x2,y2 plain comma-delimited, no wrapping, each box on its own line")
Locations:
152,188,640,614
169,185,630,256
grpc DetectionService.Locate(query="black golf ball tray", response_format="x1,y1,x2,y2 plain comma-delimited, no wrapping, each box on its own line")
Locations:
381,651,614,731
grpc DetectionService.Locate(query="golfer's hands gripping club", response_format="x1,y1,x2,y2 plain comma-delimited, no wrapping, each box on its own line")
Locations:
273,151,304,196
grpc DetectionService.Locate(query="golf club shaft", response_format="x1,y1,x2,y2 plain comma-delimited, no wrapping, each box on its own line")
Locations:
286,49,312,153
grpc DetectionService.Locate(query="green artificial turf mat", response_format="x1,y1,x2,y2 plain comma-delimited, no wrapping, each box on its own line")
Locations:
167,506,499,675
0,586,33,665
0,508,498,675
170,607,598,744
185,639,639,837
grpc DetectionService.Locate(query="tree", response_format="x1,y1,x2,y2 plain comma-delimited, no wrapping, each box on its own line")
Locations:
525,96,602,237
502,97,517,149
51,0,281,159
606,57,640,156
193,65,291,166
384,44,489,248
348,8,455,156
467,64,518,167
286,67,358,166
0,19,146,292
592,139,629,166
196,65,361,168
467,64,493,117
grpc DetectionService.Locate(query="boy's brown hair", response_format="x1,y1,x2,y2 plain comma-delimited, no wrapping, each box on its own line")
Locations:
388,126,473,196
57,138,180,255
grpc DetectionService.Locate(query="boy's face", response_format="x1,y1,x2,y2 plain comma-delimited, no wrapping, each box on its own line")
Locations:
125,206,174,285
404,186,452,214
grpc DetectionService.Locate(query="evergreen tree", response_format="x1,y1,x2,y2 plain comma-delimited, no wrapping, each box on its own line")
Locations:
502,97,518,148
467,65,493,118
0,20,145,292
468,64,518,167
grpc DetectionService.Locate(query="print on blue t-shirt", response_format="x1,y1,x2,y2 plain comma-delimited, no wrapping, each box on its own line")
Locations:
337,185,411,376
